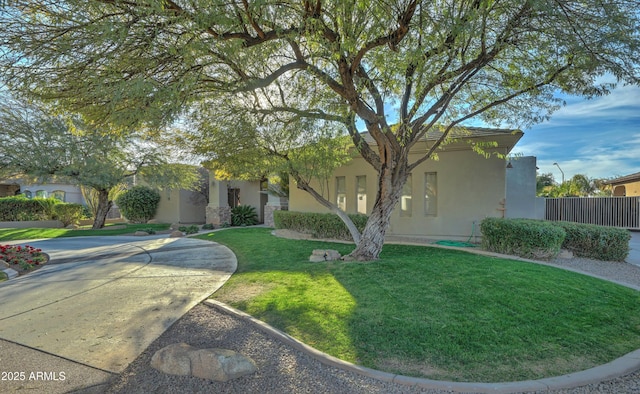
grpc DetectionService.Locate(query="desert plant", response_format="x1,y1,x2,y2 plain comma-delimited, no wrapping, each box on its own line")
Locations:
115,186,161,223
231,205,258,226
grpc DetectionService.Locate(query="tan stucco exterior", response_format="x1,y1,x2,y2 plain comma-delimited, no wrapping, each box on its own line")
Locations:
605,172,640,197
289,130,524,241
154,188,208,224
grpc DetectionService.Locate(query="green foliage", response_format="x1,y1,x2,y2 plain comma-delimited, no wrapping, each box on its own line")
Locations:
553,222,630,262
0,196,59,221
480,218,566,260
201,223,214,230
178,225,199,235
115,186,161,224
231,205,258,226
274,211,368,241
141,227,157,235
52,203,84,227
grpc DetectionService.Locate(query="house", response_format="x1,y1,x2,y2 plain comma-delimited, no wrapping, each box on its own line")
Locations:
288,127,538,241
0,178,84,204
205,176,272,226
603,172,640,197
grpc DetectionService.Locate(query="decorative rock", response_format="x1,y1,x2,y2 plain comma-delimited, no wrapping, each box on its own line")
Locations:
134,231,149,236
309,249,341,262
66,224,80,229
558,249,574,259
147,219,160,224
0,259,9,269
169,230,184,238
151,343,257,382
170,223,182,230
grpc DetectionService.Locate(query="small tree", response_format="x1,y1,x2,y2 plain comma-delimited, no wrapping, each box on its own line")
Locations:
115,186,161,223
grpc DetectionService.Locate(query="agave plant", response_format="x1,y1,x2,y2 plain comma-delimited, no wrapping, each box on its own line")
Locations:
231,205,258,226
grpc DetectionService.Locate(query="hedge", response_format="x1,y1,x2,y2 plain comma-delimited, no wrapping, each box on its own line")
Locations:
0,196,60,221
553,221,630,262
52,203,84,227
274,211,368,241
481,217,631,262
480,218,566,260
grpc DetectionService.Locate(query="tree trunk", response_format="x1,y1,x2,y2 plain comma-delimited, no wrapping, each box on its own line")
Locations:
92,189,113,229
348,166,407,261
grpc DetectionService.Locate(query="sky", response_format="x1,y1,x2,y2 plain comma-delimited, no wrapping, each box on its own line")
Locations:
512,83,640,183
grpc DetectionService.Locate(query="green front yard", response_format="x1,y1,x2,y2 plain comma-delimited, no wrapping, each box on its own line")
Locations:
200,228,640,383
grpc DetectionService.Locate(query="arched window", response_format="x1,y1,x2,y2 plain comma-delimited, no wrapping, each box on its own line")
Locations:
35,190,48,198
613,185,626,197
51,190,66,202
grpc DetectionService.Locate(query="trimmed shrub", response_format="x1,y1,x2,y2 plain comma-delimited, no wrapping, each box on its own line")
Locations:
178,225,199,235
0,196,59,221
480,218,566,260
202,223,214,230
274,211,368,241
52,203,84,227
554,221,630,262
231,205,258,226
115,186,161,223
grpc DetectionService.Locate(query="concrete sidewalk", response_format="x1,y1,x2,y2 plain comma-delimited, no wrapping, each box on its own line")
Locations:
0,235,236,393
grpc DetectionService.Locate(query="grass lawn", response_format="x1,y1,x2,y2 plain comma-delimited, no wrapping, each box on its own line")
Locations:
199,227,640,383
0,223,170,241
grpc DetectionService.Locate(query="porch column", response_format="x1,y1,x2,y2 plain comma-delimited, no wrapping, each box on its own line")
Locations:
264,179,289,228
206,175,231,226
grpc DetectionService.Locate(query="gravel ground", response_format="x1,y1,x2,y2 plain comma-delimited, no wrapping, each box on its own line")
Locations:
101,246,640,394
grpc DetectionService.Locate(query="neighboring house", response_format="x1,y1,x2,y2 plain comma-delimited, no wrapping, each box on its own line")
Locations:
603,172,640,197
288,127,538,241
0,178,84,204
154,188,209,224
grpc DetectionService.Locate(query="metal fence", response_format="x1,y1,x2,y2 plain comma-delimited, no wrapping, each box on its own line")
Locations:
545,196,640,229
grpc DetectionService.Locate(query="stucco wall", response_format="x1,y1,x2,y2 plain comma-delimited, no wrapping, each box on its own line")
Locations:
289,149,508,240
154,189,208,224
614,180,640,196
16,183,84,204
505,156,540,219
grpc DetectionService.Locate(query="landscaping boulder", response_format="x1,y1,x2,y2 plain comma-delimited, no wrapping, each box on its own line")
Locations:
151,343,257,382
558,249,574,259
2,268,18,279
0,259,9,269
309,249,341,262
134,231,150,236
169,230,184,238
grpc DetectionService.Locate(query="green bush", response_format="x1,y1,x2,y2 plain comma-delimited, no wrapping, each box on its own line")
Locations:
553,221,630,262
231,205,258,226
178,225,199,235
0,196,60,221
480,218,566,260
274,211,368,241
202,223,214,230
52,203,84,227
115,186,161,223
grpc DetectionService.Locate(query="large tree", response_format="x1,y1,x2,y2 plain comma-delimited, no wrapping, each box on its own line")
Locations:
0,97,200,228
1,1,638,259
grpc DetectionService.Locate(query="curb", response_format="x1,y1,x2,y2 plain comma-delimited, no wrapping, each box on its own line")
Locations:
204,299,640,394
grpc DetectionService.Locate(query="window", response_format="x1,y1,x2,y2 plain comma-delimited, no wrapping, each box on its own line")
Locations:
336,176,346,211
400,174,412,217
356,176,367,214
35,190,48,198
425,172,438,216
227,188,240,208
51,190,66,202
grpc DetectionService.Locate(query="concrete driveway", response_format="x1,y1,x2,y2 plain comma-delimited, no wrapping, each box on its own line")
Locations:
0,235,236,393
